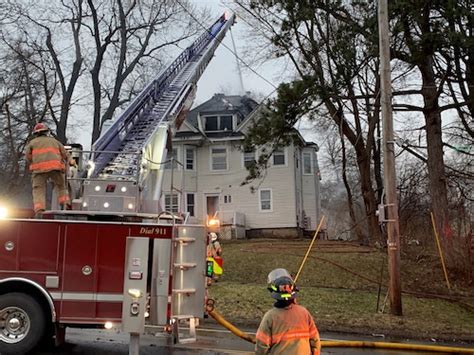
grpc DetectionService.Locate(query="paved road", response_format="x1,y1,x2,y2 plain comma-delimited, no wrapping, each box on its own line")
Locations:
31,327,464,354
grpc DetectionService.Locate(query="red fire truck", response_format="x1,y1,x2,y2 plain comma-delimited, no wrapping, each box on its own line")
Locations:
0,13,234,355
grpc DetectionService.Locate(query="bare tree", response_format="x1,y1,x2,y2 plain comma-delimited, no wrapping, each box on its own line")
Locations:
2,0,208,145
437,0,473,136
0,40,56,198
390,0,473,261
2,0,86,143
85,0,206,144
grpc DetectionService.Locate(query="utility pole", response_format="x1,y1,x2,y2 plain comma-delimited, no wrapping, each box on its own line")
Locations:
378,0,402,316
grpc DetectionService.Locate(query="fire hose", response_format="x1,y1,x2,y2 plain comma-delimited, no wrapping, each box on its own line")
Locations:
205,216,473,353
206,299,473,353
206,300,256,344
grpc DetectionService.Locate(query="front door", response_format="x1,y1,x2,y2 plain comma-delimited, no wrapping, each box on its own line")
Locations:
206,195,219,219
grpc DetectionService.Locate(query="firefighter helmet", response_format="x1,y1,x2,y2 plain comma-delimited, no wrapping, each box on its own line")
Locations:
33,122,49,134
267,268,298,301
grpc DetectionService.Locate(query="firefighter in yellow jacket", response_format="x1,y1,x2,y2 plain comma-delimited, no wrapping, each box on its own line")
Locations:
255,268,321,355
25,123,75,218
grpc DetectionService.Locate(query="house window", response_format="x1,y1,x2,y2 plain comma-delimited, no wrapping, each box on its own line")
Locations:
211,147,227,170
185,147,195,170
165,148,178,170
186,193,195,216
164,193,179,213
243,150,256,169
220,115,233,131
303,152,312,174
224,195,232,203
204,115,234,131
259,189,272,212
273,148,286,166
205,116,218,131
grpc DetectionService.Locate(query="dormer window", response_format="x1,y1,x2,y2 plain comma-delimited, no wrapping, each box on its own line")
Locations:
204,115,233,132
220,115,233,130
205,116,218,131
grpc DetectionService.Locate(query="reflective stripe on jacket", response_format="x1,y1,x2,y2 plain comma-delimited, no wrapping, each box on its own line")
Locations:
26,135,68,173
255,303,320,355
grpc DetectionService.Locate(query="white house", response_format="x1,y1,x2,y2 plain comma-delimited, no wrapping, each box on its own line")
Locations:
161,93,321,238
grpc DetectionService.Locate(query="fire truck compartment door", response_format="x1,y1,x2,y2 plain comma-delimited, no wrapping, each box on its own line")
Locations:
122,237,149,333
61,224,98,319
150,238,171,326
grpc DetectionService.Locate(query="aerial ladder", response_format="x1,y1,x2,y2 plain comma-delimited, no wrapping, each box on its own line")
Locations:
76,13,236,215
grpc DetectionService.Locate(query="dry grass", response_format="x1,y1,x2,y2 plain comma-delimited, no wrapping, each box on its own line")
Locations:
208,239,474,341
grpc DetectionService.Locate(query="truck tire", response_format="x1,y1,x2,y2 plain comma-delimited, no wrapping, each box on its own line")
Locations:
0,293,46,355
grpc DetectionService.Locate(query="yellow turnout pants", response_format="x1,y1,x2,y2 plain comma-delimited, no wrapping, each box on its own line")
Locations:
32,170,69,212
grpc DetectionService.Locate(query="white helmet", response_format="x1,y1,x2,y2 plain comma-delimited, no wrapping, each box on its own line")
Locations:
209,232,218,242
267,268,297,301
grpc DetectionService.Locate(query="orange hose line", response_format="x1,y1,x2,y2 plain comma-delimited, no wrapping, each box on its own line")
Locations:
209,307,474,353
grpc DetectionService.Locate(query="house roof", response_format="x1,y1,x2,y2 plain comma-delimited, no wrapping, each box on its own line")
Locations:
187,93,258,129
179,93,318,150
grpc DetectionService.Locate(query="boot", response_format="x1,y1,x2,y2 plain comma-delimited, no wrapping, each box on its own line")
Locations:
34,210,45,219
60,203,72,211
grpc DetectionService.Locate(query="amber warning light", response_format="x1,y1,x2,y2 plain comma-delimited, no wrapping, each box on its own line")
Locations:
207,218,220,227
0,206,8,219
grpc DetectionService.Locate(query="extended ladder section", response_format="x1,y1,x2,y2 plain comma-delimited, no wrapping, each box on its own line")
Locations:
81,13,235,214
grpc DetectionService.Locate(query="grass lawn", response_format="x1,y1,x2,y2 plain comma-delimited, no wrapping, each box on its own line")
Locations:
208,240,474,341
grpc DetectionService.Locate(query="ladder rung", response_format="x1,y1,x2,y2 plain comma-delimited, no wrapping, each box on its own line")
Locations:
174,263,197,269
172,288,196,294
174,237,196,243
171,314,195,320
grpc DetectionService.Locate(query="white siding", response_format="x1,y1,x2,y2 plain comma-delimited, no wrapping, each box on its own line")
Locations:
161,139,320,232
301,148,321,230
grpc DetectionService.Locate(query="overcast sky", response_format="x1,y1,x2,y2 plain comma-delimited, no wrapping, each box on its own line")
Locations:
191,0,282,105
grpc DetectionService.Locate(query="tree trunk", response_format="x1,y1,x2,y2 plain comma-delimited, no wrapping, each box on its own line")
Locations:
56,113,68,144
357,155,382,244
419,56,452,261
328,101,382,244
340,130,366,242
90,66,102,144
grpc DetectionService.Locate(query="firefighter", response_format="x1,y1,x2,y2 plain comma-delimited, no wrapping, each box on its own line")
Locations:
25,123,75,218
206,232,223,283
255,268,321,355
207,232,222,257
